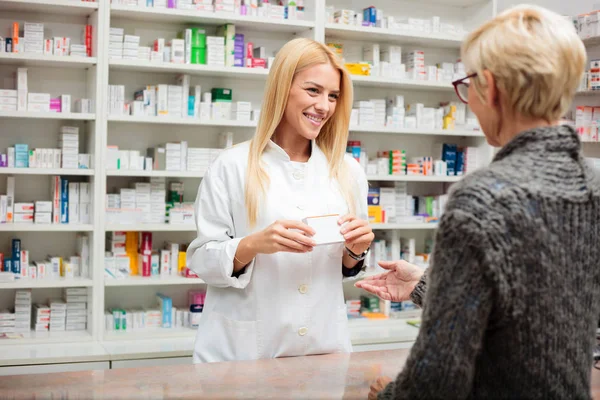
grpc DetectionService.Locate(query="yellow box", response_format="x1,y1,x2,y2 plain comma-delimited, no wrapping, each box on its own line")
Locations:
368,205,383,223
345,63,371,76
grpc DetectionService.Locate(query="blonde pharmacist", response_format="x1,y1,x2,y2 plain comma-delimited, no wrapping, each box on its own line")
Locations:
187,38,373,363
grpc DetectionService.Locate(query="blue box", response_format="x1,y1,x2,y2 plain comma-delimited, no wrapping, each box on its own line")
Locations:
442,144,457,176
188,96,195,116
12,258,20,274
61,178,69,223
368,187,380,206
363,7,376,26
4,259,11,273
157,293,172,328
455,150,465,176
12,239,20,261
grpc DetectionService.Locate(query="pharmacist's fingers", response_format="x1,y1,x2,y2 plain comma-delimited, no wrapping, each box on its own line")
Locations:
278,228,317,247
343,228,374,243
340,218,368,235
337,213,357,225
275,236,313,253
278,220,315,236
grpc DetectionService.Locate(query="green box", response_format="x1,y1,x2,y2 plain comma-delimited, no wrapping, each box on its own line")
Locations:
191,47,206,64
211,88,233,102
190,28,206,48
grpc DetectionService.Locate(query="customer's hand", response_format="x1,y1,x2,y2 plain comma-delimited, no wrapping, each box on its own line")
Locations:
249,220,316,254
355,260,424,302
339,214,374,255
368,376,393,400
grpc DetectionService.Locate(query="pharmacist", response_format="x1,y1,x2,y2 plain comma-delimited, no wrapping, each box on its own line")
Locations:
187,38,373,363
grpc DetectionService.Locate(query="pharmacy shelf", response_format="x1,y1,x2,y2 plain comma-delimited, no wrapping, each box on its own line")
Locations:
0,224,94,232
104,327,196,341
576,90,600,96
109,58,269,79
108,114,257,128
0,53,97,68
0,278,93,290
110,5,315,33
105,224,196,232
105,276,204,287
371,223,438,230
583,36,600,47
0,168,94,176
0,0,98,16
0,111,95,120
350,126,484,137
351,75,454,91
367,175,461,183
0,330,93,346
325,23,464,48
106,170,204,178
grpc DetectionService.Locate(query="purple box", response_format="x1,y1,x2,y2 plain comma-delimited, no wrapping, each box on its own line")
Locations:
0,154,6,167
234,58,244,67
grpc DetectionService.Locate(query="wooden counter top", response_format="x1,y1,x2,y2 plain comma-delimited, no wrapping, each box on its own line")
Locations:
1,349,599,399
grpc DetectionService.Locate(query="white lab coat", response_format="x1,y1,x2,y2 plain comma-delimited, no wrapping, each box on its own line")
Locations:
187,139,369,363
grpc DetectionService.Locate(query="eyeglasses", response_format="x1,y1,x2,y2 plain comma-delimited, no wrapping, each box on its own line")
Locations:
452,73,477,104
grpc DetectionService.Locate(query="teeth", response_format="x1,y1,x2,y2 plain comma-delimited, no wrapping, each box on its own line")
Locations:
304,114,323,122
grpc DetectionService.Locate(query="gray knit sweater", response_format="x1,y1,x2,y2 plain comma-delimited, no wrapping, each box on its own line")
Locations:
379,125,600,399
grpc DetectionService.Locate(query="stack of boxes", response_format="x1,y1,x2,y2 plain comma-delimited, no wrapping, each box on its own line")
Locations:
28,92,50,113
123,34,140,61
232,101,251,121
211,88,232,120
65,288,87,331
233,34,245,67
355,101,374,126
14,290,30,334
206,35,225,67
0,89,17,112
404,50,425,81
346,299,361,318
14,201,34,224
49,299,66,332
17,67,26,111
214,0,235,14
167,85,184,118
33,305,50,332
372,99,386,127
60,126,79,169
217,24,235,68
190,28,206,65
35,200,52,224
386,96,405,129
109,27,124,60
165,142,187,171
150,178,166,224
23,23,43,55
0,309,16,336
133,183,150,224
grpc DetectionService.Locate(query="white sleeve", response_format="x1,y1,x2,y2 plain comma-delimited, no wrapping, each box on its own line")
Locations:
186,169,254,289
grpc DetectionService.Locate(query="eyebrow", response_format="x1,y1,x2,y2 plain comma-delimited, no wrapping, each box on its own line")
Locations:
304,81,340,94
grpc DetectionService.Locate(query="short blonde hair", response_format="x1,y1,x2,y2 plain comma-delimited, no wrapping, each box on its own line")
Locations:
245,38,354,227
462,4,586,122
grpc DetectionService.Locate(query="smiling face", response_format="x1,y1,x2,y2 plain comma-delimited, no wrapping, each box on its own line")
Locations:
278,63,341,141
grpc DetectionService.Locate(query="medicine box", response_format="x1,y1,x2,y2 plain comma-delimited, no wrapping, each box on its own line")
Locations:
302,214,345,246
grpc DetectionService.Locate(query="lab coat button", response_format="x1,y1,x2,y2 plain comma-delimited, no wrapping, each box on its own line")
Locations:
298,284,308,294
293,171,304,180
298,327,308,336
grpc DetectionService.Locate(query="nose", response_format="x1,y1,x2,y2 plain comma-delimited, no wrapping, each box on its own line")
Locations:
314,94,329,115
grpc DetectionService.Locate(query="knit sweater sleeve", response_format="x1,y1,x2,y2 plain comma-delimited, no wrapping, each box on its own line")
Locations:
409,268,428,307
378,208,494,400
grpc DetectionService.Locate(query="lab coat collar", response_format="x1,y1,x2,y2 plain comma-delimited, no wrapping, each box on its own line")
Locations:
265,138,321,164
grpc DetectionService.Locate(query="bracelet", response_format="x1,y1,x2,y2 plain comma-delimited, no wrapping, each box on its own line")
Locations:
345,246,369,261
234,255,251,266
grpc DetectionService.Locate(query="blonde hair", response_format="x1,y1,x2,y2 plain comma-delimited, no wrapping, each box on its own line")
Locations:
245,38,354,228
462,4,586,121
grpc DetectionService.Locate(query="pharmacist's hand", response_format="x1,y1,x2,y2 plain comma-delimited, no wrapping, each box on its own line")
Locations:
250,220,316,254
368,376,393,400
339,214,374,255
355,260,424,302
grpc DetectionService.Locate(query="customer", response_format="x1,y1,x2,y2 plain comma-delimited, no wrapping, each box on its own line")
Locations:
187,38,373,363
357,5,600,399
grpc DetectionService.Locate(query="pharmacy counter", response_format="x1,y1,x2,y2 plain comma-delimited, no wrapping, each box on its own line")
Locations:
2,349,600,399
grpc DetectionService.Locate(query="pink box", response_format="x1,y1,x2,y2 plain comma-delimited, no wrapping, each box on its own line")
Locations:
188,289,206,306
